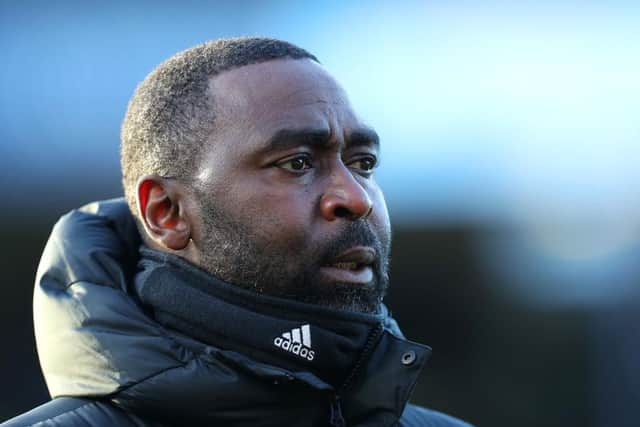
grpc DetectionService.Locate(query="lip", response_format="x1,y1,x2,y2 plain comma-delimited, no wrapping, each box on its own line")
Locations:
319,246,376,285
330,246,376,265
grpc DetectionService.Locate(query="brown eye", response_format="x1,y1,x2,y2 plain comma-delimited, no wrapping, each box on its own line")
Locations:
349,156,378,174
358,157,376,171
290,158,308,170
276,155,313,173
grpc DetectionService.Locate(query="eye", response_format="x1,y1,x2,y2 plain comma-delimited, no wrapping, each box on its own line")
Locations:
275,155,313,173
348,155,378,174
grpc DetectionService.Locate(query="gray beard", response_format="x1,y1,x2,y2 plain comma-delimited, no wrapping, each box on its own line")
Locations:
195,196,390,314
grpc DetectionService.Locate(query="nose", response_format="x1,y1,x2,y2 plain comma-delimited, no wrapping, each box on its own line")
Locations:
320,165,373,221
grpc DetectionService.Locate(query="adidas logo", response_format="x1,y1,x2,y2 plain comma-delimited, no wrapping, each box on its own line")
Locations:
273,324,315,361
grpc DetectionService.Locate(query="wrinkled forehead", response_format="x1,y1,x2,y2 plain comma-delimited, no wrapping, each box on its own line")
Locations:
207,58,361,137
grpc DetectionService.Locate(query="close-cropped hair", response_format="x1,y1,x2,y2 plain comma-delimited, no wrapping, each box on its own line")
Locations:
120,37,318,217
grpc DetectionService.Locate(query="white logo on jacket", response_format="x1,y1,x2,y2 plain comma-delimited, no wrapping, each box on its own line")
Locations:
273,324,315,361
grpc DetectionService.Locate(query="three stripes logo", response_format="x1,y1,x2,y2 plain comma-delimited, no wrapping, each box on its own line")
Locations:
273,324,315,361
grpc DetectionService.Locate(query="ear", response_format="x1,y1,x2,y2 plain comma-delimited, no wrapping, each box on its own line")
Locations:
136,176,191,251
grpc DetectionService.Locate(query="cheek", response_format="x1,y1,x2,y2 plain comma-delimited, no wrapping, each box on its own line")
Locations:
370,188,392,242
240,189,315,249
373,191,390,224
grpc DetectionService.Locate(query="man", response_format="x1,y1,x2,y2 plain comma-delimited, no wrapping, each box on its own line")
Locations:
3,37,472,426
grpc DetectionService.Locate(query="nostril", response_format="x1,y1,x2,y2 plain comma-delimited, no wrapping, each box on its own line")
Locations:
334,207,351,218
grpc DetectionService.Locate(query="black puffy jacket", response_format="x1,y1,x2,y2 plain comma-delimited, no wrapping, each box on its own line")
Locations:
2,199,473,427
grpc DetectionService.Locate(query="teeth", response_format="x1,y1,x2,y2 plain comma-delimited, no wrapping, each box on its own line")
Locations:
332,262,358,270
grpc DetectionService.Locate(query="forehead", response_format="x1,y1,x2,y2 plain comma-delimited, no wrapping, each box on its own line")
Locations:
207,58,362,139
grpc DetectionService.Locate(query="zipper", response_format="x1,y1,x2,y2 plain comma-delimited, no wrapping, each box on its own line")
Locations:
327,322,384,426
329,395,345,427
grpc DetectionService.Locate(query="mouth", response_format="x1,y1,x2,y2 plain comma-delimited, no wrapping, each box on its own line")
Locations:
320,247,376,285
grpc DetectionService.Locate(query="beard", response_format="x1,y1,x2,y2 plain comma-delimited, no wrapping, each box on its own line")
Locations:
195,196,390,314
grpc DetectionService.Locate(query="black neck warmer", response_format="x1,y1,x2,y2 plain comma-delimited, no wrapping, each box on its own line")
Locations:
134,247,387,390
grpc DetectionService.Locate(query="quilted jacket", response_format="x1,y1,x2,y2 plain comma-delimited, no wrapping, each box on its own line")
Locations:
2,199,472,427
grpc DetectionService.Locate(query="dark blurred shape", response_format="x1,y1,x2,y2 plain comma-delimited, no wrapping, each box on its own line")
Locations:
0,224,50,419
388,227,591,427
592,303,640,427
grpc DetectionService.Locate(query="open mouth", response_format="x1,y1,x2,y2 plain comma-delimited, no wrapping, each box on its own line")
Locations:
330,261,362,270
320,247,376,285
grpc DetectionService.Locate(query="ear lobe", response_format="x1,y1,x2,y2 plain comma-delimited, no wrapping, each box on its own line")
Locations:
137,177,191,251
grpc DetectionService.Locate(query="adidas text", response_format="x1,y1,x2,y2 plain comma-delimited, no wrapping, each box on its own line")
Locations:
273,324,315,361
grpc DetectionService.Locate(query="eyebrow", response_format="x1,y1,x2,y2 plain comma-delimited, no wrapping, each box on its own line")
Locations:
261,127,380,153
349,129,380,150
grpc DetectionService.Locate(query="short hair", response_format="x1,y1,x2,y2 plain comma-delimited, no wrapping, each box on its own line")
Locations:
120,37,318,217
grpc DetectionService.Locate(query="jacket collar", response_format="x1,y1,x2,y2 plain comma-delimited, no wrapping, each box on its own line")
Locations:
135,246,386,390
132,246,432,426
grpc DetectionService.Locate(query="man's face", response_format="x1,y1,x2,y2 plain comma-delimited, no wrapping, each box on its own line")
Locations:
189,58,391,314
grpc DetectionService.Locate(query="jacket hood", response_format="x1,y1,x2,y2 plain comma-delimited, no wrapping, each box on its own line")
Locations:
33,198,430,426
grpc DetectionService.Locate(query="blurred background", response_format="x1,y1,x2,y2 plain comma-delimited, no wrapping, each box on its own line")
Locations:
1,1,639,426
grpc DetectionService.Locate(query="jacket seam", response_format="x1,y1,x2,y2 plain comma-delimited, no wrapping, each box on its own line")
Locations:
24,400,96,427
64,279,116,290
110,355,195,396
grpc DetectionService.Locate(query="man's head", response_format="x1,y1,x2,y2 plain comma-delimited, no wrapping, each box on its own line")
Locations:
121,37,391,313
